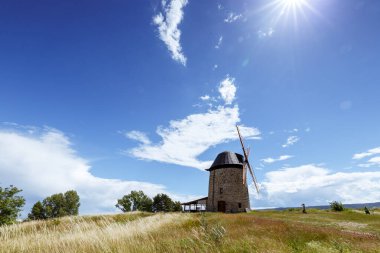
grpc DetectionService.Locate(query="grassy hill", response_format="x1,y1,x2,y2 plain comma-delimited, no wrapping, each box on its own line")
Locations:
1,209,379,253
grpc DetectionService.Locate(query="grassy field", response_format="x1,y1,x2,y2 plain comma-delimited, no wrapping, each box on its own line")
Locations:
0,209,379,253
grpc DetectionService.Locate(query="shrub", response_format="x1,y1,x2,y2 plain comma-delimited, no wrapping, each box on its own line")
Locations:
330,201,344,211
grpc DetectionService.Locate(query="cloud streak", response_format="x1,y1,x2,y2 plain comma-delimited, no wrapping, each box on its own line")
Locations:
215,36,223,49
282,136,299,148
224,12,242,23
257,28,274,39
353,147,380,160
261,155,293,164
153,0,188,65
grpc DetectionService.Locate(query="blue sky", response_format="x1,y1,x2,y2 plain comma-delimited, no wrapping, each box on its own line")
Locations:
1,0,380,214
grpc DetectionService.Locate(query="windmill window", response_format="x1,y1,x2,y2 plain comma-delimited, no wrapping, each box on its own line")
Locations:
238,203,242,208
219,188,223,194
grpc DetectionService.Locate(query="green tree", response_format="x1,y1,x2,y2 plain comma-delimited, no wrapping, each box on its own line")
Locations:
116,191,153,212
0,185,25,226
152,193,174,212
64,190,80,215
172,201,182,212
28,201,45,220
43,193,66,218
29,190,80,220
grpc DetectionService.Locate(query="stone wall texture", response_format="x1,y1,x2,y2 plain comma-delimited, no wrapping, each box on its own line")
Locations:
207,167,249,212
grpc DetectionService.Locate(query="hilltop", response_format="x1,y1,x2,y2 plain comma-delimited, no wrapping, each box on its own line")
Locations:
1,209,380,253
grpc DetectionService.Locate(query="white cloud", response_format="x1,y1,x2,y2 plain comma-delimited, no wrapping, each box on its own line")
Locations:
213,64,218,70
218,76,237,105
153,0,188,66
253,164,380,207
353,147,380,160
125,130,151,145
368,156,380,164
126,105,260,170
125,76,260,170
262,155,293,164
200,95,210,101
224,12,242,23
282,136,299,148
257,28,274,39
215,36,223,49
0,128,193,216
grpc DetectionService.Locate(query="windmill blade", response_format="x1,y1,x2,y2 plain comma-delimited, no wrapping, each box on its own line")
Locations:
246,147,250,158
246,160,260,194
236,125,249,162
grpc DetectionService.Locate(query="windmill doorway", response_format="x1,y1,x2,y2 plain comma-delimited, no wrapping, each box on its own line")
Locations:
217,201,226,212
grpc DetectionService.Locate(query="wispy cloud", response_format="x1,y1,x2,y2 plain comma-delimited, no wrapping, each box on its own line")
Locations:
253,164,380,207
125,130,151,145
125,77,260,170
353,147,380,168
282,136,299,148
215,36,223,49
257,28,274,39
0,128,195,215
262,155,293,164
218,76,237,105
353,147,380,160
224,12,242,23
200,95,210,101
153,0,188,66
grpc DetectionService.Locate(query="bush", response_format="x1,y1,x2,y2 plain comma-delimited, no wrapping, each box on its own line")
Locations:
330,201,344,211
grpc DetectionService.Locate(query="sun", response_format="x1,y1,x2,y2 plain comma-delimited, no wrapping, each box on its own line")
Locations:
260,0,318,30
283,0,307,6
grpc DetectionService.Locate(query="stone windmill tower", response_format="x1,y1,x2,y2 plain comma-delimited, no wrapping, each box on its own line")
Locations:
206,125,259,212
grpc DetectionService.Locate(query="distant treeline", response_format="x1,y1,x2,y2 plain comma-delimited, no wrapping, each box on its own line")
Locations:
0,184,181,226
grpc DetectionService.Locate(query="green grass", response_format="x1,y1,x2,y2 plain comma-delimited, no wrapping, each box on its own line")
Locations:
0,209,379,252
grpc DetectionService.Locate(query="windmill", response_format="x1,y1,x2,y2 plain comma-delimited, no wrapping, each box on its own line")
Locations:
236,125,260,194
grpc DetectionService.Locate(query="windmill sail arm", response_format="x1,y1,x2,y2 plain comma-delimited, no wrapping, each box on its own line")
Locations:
247,161,260,194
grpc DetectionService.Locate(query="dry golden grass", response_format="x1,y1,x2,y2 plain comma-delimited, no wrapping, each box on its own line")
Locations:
1,209,380,252
0,212,190,253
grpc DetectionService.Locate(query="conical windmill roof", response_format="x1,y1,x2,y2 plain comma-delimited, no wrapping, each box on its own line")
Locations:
206,151,244,171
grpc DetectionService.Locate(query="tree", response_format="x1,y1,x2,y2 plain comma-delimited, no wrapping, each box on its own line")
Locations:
28,190,80,220
172,201,182,212
330,201,344,211
64,190,80,215
28,201,45,220
152,193,176,212
43,193,67,218
0,185,25,226
116,191,153,212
